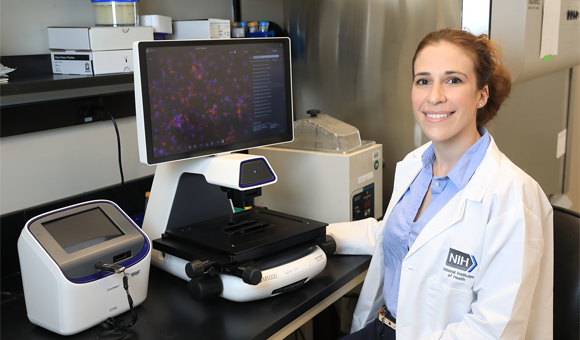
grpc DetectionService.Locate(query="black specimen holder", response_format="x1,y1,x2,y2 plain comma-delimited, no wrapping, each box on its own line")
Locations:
151,173,336,301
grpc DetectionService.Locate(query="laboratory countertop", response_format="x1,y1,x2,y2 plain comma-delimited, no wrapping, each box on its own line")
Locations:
1,254,371,340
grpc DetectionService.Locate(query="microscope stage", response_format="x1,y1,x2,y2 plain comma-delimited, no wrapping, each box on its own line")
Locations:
159,208,327,263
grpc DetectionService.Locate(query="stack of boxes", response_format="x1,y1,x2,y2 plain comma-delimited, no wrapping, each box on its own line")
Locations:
47,17,233,75
48,26,153,75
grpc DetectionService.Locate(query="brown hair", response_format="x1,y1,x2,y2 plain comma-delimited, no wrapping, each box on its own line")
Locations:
412,28,512,127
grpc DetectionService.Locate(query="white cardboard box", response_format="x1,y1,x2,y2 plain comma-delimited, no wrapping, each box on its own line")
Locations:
140,15,172,33
48,26,153,51
167,19,230,40
51,50,133,75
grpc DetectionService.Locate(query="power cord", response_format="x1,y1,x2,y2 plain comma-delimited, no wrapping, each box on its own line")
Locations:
0,291,24,298
1,291,24,305
1,272,25,305
82,104,125,206
94,263,137,340
101,107,125,187
342,292,360,309
298,328,306,340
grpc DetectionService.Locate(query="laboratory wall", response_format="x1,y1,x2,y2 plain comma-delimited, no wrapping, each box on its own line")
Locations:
0,118,152,215
0,0,284,215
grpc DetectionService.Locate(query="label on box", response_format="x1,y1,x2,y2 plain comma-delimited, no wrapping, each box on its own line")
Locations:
209,22,231,39
51,53,93,75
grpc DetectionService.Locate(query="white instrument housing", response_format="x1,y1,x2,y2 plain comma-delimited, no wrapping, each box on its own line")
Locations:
17,200,151,335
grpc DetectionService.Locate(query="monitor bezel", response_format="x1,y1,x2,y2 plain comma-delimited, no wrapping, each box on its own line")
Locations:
134,37,294,165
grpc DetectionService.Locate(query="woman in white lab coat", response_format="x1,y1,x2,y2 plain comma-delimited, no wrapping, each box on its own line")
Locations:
332,28,553,340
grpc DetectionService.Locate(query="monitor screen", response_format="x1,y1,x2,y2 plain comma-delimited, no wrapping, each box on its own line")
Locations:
134,38,293,165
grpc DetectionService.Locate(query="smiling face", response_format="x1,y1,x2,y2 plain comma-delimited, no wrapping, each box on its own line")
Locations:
412,42,489,148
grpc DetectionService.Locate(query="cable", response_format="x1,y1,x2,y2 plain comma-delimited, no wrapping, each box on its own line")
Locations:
342,293,360,309
0,292,24,298
1,291,24,306
1,273,25,302
95,265,138,340
297,328,306,340
97,105,125,206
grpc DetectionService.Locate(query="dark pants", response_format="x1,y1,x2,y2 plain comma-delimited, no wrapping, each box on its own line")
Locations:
339,318,396,340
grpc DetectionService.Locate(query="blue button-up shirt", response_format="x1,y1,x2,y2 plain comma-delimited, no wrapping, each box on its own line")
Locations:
383,127,491,319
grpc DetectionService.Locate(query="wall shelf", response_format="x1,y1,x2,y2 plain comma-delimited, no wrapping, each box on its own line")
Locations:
0,54,137,137
1,72,134,97
1,54,135,98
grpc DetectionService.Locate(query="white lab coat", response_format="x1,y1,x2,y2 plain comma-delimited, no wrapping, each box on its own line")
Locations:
328,137,553,340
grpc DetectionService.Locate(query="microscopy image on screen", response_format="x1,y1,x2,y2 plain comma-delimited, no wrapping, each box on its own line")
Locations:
145,43,288,159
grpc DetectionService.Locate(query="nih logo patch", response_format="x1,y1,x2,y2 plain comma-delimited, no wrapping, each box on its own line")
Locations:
446,248,478,272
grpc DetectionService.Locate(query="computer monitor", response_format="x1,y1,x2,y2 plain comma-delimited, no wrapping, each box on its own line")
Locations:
133,38,293,165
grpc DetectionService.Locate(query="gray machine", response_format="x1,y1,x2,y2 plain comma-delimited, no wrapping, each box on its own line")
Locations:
251,112,383,224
